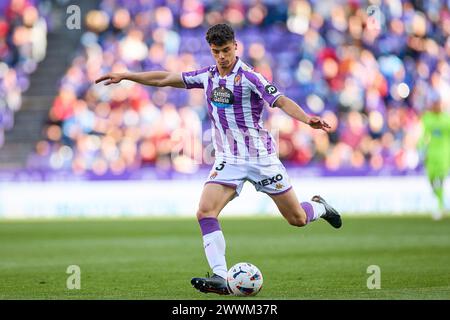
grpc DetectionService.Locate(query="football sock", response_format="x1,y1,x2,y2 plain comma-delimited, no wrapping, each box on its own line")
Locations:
198,217,227,279
301,201,326,223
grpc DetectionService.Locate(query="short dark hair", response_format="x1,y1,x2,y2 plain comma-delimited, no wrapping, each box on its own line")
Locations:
205,24,235,46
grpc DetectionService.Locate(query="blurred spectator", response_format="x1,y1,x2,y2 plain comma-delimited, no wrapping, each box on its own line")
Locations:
31,0,450,176
0,0,49,148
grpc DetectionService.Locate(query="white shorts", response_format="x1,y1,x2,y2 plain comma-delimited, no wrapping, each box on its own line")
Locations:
205,156,292,197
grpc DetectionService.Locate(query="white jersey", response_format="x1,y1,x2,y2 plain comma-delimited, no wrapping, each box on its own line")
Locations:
182,57,284,160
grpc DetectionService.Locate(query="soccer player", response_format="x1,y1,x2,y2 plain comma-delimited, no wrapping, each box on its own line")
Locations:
96,24,342,295
420,99,450,220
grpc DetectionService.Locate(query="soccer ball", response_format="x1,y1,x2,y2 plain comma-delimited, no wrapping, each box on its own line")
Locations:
227,262,263,296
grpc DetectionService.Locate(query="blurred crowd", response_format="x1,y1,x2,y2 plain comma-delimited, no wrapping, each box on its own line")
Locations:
30,0,450,176
0,0,49,148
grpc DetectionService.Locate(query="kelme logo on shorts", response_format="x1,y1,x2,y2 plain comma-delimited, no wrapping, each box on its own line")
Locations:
256,174,283,187
265,84,278,95
275,183,284,190
211,86,234,108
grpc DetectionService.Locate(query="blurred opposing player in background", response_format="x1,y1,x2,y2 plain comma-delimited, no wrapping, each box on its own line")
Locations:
420,99,450,220
96,24,342,295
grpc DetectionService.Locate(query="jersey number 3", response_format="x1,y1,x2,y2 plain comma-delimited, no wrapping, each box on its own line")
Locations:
215,161,226,171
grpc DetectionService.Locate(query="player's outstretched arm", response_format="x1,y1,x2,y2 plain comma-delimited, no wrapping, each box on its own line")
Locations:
274,96,331,131
95,71,185,88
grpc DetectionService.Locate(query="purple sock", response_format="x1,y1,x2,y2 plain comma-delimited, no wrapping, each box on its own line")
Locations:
301,202,314,224
199,217,221,236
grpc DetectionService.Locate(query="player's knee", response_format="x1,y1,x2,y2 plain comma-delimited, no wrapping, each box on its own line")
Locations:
287,213,307,227
196,206,218,220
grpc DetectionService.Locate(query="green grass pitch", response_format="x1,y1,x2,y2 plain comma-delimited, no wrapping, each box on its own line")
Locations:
0,216,449,299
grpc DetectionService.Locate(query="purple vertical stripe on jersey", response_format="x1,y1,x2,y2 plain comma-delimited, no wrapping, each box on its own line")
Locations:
250,91,264,129
244,135,251,156
250,91,265,157
249,91,274,156
266,131,273,154
206,77,223,153
217,78,238,156
232,70,252,155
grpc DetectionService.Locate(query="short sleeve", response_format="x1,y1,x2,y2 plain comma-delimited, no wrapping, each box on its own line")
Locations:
181,67,209,89
243,70,284,107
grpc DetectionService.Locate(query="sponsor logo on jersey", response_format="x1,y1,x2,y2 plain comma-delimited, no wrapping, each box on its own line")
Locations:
211,86,234,108
265,84,278,95
255,174,283,187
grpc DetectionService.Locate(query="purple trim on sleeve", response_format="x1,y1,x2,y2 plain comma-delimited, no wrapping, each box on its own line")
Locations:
270,94,284,108
198,217,221,236
182,66,209,89
181,72,188,88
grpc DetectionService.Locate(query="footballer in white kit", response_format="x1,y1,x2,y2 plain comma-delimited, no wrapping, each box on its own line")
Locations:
96,23,342,296
182,56,292,196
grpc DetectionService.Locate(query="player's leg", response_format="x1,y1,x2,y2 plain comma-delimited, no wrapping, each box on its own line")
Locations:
249,157,342,228
191,160,246,295
191,159,246,294
196,182,236,280
429,174,444,219
269,188,342,228
427,163,446,219
268,188,307,226
431,176,444,210
191,183,236,295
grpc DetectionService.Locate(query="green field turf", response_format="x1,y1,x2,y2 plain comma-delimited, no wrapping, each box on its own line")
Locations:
0,216,449,299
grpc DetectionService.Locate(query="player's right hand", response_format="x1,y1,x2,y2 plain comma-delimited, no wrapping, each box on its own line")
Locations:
308,116,331,132
95,73,125,85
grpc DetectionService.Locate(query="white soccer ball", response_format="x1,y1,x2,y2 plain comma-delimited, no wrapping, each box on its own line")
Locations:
227,262,263,296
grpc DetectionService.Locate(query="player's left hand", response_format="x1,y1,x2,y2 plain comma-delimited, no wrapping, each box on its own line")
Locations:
308,116,331,132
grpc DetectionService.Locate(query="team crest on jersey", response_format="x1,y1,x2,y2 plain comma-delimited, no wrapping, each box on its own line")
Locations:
234,74,241,85
241,63,251,71
211,86,234,108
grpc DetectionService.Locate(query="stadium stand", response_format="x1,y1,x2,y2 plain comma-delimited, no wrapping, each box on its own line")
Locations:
0,0,49,158
2,0,450,177
0,0,98,169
